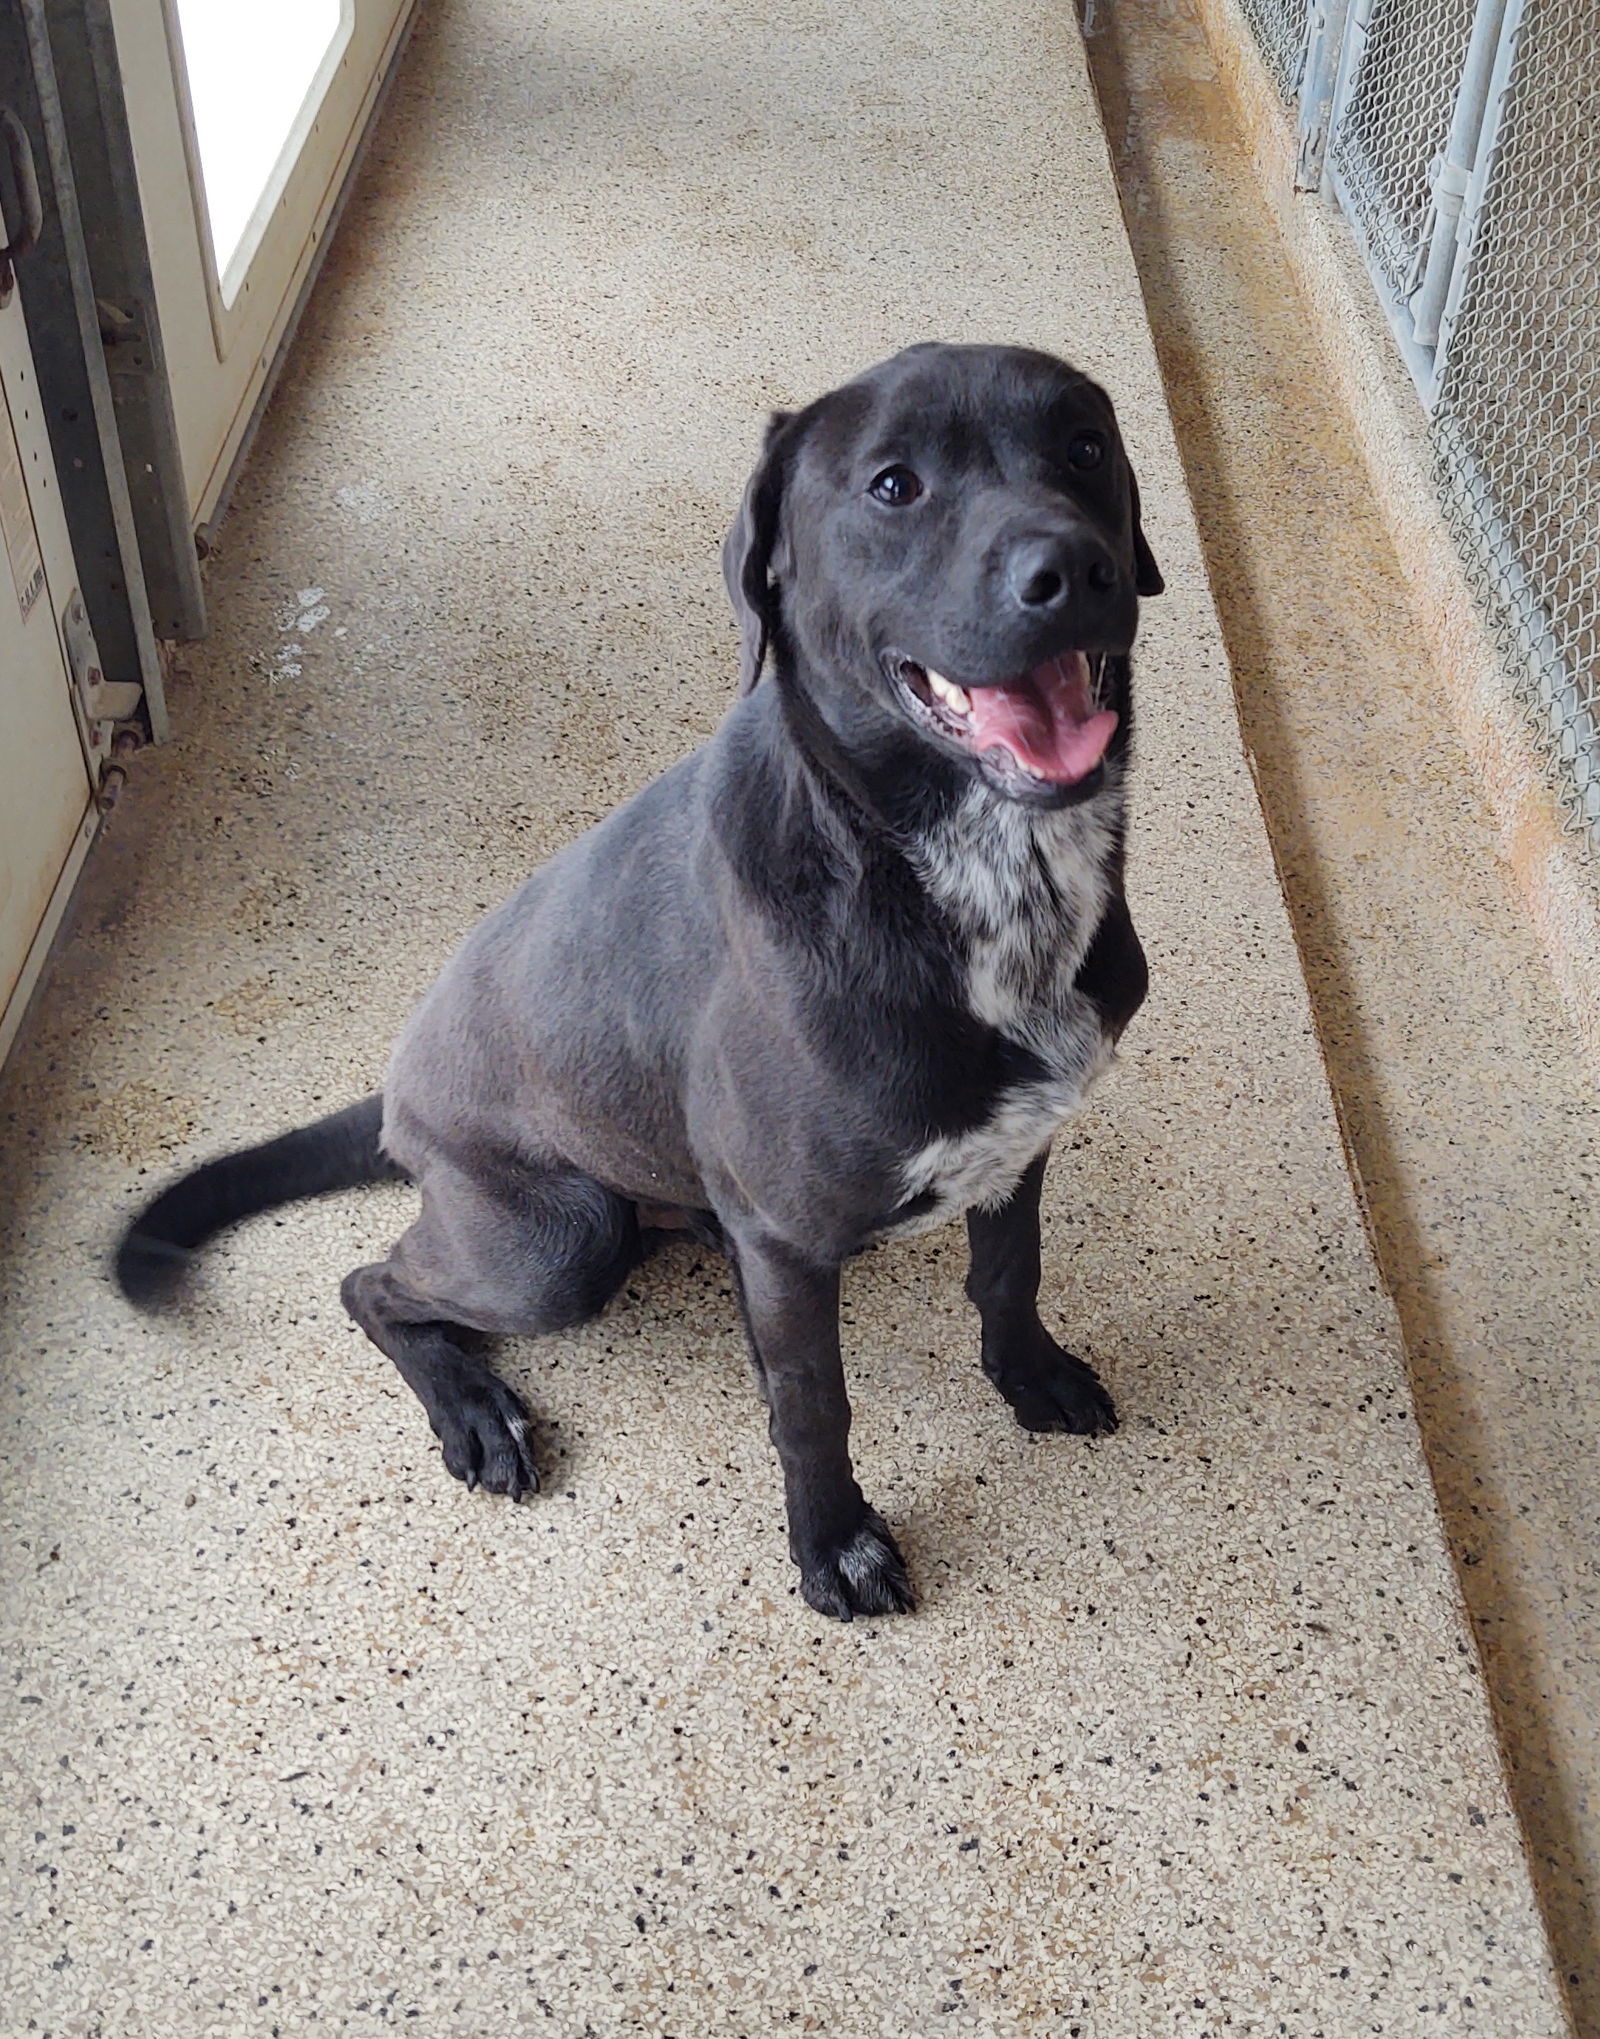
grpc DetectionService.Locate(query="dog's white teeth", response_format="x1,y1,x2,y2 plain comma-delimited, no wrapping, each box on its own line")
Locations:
926,670,971,716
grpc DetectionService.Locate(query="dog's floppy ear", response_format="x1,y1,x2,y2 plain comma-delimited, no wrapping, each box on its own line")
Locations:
723,409,797,694
1129,463,1165,598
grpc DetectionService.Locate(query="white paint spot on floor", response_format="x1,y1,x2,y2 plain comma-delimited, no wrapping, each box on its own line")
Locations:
262,586,330,681
333,479,390,525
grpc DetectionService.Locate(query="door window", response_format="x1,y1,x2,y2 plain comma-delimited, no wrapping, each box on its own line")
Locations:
171,0,352,303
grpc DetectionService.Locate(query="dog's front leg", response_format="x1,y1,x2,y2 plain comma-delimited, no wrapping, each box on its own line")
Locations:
729,1229,914,1620
965,1151,1118,1436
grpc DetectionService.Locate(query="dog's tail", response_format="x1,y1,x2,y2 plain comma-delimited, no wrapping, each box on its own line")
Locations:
114,1093,404,1306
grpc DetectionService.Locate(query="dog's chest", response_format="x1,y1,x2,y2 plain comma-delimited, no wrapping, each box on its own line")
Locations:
894,794,1118,1229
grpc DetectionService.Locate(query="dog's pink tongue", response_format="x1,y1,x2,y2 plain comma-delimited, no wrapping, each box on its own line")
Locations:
966,653,1117,784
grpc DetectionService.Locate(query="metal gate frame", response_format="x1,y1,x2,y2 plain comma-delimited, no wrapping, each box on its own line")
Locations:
1219,0,1598,849
1300,0,1525,409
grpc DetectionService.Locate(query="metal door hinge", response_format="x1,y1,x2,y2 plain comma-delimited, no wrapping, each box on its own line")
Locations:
61,586,142,771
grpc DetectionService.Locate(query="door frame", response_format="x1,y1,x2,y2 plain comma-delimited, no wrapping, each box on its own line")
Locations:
10,0,419,692
110,0,418,536
1,0,418,1066
2,0,169,727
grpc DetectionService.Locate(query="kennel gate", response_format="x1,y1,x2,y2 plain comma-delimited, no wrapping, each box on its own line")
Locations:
1232,0,1600,841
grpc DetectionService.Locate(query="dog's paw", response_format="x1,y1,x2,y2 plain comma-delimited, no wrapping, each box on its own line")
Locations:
798,1510,916,1621
985,1328,1118,1437
431,1372,540,1499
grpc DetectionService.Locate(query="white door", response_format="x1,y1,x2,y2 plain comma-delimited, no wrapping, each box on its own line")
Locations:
0,290,96,1059
109,0,414,528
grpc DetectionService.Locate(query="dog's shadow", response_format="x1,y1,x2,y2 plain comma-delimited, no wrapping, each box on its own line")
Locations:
494,1231,758,1493
497,1226,998,1497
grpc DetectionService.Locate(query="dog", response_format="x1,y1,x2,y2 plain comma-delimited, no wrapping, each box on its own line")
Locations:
116,341,1164,1620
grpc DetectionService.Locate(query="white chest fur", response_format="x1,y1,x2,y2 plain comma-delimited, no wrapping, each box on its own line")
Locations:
895,784,1122,1229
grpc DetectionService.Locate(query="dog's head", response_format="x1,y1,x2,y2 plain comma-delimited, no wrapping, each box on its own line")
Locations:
724,343,1163,810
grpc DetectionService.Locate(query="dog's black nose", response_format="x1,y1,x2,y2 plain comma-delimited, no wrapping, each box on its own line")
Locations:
1007,535,1117,610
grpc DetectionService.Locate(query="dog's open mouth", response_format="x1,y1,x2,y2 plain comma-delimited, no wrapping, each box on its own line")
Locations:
893,651,1116,787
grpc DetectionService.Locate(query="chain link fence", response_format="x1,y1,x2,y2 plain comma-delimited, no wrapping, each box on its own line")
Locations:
1235,0,1307,97
1325,0,1478,299
1430,0,1600,833
1229,0,1600,847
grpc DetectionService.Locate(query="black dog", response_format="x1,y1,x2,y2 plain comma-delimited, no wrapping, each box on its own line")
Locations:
117,342,1163,1620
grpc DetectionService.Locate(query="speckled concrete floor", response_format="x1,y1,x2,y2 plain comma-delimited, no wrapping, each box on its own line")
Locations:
1084,2,1600,2029
0,0,1573,2031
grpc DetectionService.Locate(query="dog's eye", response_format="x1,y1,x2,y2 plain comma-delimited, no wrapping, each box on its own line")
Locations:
868,465,924,506
1066,432,1106,472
